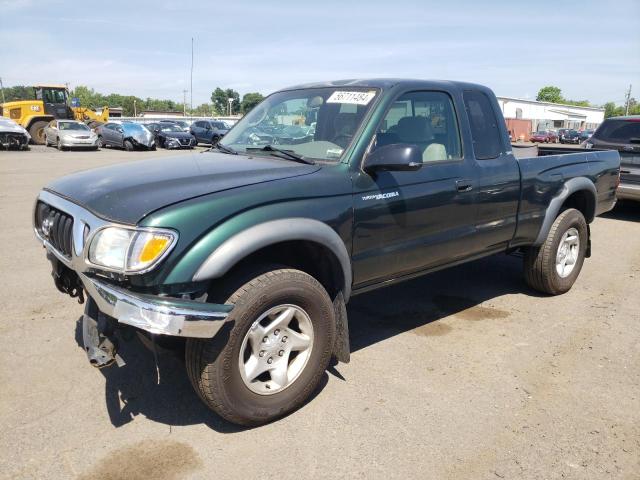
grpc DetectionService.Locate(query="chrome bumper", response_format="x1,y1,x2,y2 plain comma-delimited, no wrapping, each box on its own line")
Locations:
617,183,640,201
80,274,232,338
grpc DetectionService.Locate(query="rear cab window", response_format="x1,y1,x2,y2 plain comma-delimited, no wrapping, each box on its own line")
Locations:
463,90,503,160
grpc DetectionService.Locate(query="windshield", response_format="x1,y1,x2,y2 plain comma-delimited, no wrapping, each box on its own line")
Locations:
221,87,379,161
122,123,148,134
59,122,89,131
160,125,182,132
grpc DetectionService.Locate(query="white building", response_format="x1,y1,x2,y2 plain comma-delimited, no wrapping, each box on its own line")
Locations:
497,97,604,131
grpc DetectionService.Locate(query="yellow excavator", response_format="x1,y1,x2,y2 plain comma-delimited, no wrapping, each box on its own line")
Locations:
0,84,109,144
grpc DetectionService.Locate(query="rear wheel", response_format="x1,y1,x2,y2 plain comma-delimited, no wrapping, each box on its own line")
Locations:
211,135,220,145
186,267,335,426
523,208,588,295
28,120,48,145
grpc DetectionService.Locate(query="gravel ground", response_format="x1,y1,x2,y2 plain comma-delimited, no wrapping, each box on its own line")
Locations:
1,146,638,480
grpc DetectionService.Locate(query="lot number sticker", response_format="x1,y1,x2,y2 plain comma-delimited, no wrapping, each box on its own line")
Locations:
327,90,376,105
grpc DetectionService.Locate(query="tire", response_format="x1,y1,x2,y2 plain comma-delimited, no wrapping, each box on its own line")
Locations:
186,267,336,426
211,135,220,145
523,208,588,295
97,136,104,148
123,139,134,151
28,120,48,145
56,137,65,151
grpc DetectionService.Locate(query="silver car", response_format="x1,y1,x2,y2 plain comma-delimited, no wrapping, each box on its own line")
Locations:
96,121,156,151
44,120,99,150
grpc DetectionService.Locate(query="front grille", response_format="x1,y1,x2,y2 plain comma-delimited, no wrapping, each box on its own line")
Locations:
35,201,74,258
180,138,191,145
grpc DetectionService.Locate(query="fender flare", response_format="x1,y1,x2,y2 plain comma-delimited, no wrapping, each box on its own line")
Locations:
533,176,597,246
192,218,353,300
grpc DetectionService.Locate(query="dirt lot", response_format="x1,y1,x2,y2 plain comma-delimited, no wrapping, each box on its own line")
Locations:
1,146,638,480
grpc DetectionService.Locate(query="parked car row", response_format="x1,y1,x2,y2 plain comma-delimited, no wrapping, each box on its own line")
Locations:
2,116,234,152
528,128,595,144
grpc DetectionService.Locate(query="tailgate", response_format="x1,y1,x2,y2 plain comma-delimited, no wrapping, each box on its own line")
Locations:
620,152,640,186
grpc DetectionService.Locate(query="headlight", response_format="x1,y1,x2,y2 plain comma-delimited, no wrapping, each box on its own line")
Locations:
88,227,177,273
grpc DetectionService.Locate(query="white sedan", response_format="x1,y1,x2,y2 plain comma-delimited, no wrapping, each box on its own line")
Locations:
44,120,99,150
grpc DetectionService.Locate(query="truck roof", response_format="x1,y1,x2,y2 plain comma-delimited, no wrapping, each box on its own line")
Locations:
281,78,490,93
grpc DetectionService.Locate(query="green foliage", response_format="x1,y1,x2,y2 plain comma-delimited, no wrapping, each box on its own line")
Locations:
603,99,640,118
1,85,35,102
240,92,264,113
536,86,563,103
211,87,241,115
69,86,185,116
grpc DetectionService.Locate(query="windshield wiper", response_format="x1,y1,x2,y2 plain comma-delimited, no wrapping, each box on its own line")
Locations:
204,142,238,154
246,145,315,165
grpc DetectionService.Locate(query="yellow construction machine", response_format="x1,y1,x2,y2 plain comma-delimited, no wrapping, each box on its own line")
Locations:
0,84,109,144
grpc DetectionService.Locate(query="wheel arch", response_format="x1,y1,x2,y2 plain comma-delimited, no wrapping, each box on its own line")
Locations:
192,218,352,300
533,177,597,246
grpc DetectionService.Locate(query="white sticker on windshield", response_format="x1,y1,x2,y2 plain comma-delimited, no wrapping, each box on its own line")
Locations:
326,90,376,105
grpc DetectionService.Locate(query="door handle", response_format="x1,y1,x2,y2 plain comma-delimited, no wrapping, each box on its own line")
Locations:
456,179,473,192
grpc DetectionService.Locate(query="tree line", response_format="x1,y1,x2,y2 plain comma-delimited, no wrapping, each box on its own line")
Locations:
536,86,639,118
0,85,264,117
3,83,635,119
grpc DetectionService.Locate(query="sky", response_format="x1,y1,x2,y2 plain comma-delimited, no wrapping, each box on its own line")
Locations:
1,0,638,107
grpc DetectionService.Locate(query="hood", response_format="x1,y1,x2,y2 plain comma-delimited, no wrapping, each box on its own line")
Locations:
60,130,96,138
44,152,321,224
0,118,30,138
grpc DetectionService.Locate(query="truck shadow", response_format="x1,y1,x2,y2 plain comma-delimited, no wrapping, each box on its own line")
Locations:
347,253,539,352
73,252,536,432
600,201,638,222
74,319,329,433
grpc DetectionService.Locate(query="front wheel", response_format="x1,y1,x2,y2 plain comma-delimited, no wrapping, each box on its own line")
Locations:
523,208,588,295
97,136,104,148
123,139,134,151
186,267,336,426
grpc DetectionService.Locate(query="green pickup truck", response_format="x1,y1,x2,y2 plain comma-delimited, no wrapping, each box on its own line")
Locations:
34,79,620,426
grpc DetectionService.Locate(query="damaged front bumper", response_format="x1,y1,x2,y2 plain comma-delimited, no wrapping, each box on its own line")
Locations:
81,274,231,338
34,190,232,343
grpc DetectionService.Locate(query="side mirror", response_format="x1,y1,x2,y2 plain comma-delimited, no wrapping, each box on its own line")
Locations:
117,127,124,133
363,144,423,173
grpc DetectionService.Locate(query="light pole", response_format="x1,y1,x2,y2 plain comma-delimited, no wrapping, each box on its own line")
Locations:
133,99,137,117
228,98,234,116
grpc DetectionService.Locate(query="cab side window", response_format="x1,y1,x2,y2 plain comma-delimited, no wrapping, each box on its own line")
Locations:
463,90,502,160
375,91,462,163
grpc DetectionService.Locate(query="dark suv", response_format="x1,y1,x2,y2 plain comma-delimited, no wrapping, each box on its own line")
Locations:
586,116,640,201
190,119,229,145
560,129,580,144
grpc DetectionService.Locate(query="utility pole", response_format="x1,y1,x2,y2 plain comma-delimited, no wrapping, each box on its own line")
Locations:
190,37,194,117
133,99,137,117
0,77,5,104
183,89,188,116
624,84,632,116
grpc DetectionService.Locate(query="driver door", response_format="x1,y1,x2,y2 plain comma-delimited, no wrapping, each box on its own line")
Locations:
351,90,480,288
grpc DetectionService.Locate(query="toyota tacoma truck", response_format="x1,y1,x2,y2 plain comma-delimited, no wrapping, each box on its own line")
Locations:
34,79,620,426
